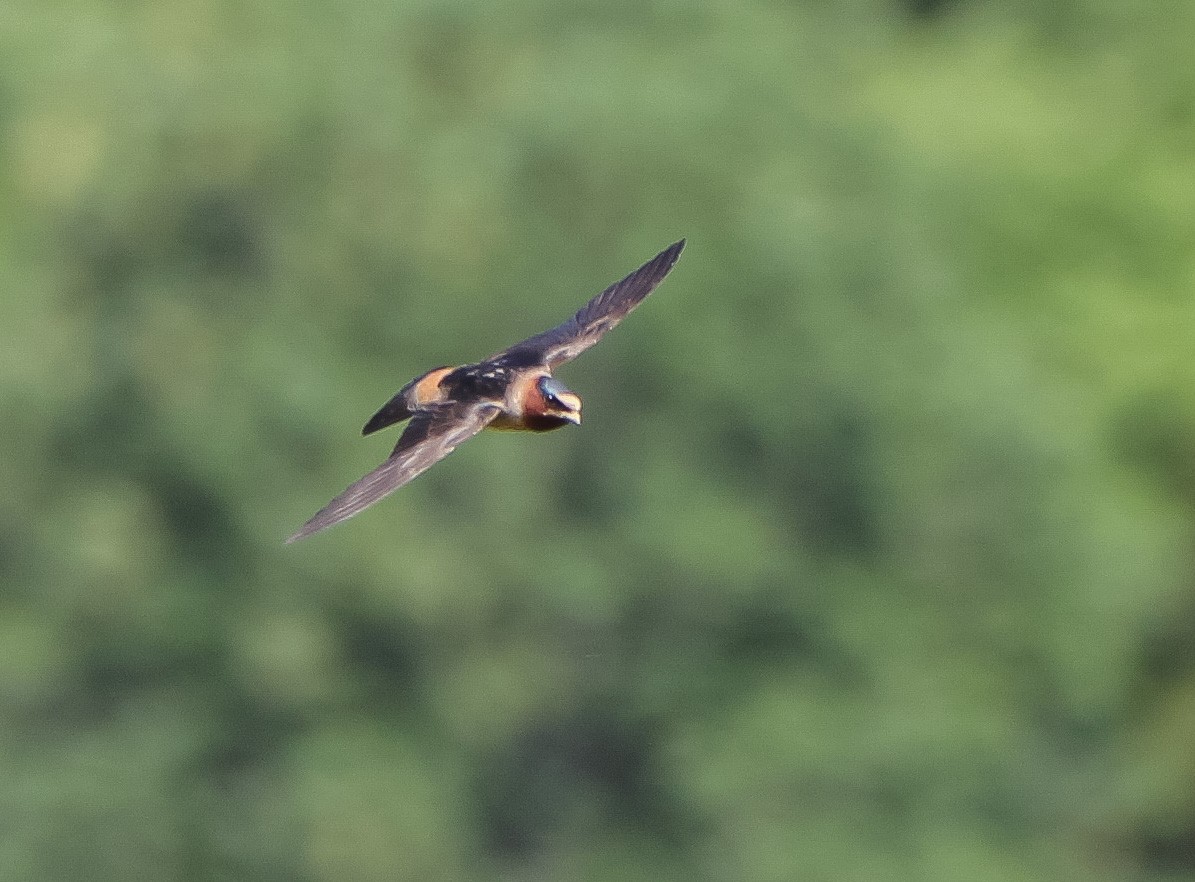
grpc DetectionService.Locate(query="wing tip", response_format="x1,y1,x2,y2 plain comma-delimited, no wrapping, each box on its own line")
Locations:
647,238,686,280
286,508,351,543
663,238,686,263
284,523,317,544
643,238,686,285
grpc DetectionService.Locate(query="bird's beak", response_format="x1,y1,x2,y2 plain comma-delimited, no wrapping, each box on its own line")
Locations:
551,388,582,425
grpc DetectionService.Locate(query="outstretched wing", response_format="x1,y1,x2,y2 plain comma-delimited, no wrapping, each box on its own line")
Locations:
286,402,500,542
492,239,685,369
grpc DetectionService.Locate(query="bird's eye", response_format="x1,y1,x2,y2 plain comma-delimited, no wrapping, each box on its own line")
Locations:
537,376,574,409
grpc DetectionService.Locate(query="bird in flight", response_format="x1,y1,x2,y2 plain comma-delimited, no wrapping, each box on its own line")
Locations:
287,239,685,542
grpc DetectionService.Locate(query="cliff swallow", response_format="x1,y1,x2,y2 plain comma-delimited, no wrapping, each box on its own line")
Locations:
287,239,685,542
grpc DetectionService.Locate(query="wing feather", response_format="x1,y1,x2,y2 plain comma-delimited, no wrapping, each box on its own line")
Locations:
493,239,684,369
286,402,499,542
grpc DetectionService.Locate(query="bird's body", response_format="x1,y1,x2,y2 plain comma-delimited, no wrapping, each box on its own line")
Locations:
287,239,685,542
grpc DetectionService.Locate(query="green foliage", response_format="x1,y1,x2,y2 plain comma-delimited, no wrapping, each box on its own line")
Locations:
2,0,1194,878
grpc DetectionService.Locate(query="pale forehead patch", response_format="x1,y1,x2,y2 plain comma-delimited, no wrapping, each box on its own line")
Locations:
554,391,582,411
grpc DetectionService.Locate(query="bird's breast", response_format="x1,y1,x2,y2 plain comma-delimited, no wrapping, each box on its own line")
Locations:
488,412,573,432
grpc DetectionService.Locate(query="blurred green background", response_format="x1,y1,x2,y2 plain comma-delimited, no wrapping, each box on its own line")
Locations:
3,0,1195,879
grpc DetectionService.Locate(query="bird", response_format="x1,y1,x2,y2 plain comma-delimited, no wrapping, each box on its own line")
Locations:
286,239,685,542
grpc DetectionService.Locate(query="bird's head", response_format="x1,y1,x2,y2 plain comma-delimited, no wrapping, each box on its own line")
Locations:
535,375,582,426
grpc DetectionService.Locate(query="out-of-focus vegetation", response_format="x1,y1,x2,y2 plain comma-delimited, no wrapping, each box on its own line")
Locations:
2,0,1194,879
